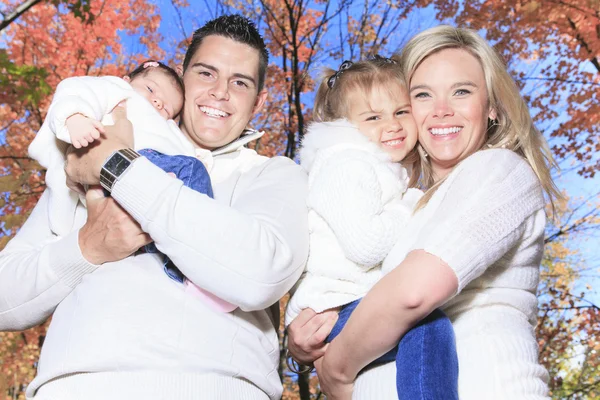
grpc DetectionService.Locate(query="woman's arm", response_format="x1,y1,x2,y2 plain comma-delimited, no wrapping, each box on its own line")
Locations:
317,250,457,392
318,149,547,396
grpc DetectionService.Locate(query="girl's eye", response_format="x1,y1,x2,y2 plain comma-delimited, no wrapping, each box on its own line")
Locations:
413,92,430,99
366,115,379,121
455,89,471,96
396,109,409,116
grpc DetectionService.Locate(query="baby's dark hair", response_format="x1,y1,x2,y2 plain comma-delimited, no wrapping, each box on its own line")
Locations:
128,60,184,94
313,55,406,122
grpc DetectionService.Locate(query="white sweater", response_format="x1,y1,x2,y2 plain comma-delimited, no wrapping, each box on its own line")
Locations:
352,149,550,399
0,137,309,400
285,120,422,325
28,76,195,237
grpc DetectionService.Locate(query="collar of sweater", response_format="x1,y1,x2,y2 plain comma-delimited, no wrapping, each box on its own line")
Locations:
299,119,395,173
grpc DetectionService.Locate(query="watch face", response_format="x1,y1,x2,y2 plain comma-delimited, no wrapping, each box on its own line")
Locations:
104,152,131,176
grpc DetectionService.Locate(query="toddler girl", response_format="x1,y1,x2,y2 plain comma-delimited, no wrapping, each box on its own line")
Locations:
285,57,458,399
28,60,235,312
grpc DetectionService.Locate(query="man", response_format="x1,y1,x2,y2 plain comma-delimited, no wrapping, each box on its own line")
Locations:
0,15,309,400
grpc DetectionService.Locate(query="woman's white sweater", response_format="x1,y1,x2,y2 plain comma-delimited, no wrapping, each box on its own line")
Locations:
285,120,422,325
352,149,550,399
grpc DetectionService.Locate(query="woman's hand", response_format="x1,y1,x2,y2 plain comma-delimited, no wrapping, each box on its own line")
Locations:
315,354,354,400
78,186,151,265
287,308,339,365
65,103,134,187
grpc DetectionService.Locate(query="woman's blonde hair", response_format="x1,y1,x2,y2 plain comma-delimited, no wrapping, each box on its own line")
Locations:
313,57,406,122
397,25,561,208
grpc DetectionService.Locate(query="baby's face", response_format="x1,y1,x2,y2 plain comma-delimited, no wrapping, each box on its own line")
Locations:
129,70,184,120
348,83,418,163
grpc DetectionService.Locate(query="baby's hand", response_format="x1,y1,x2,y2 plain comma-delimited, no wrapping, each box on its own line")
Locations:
66,114,106,148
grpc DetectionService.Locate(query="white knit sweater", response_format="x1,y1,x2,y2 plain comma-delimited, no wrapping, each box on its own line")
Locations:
28,76,195,237
352,149,550,399
0,137,309,400
285,120,422,325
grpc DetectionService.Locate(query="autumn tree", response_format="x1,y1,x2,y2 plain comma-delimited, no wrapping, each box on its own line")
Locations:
0,1,164,397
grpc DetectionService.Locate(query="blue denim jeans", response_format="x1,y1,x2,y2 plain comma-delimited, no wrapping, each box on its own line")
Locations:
326,299,459,400
138,149,213,283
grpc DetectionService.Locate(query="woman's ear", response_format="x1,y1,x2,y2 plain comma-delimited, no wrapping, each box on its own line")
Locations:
488,107,497,121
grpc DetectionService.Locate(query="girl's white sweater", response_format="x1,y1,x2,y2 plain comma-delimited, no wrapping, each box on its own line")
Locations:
285,120,422,325
352,149,550,399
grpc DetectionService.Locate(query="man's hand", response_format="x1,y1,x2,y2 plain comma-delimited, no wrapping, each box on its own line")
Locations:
287,308,339,365
66,114,105,148
65,104,134,186
78,186,151,265
315,354,354,400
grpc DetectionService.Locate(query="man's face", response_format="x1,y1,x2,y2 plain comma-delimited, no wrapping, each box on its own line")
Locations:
179,35,267,150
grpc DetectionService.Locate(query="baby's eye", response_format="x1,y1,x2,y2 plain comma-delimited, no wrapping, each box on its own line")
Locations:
146,86,154,93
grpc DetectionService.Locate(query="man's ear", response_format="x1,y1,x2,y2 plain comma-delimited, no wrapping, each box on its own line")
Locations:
122,76,131,82
176,65,184,77
252,89,268,115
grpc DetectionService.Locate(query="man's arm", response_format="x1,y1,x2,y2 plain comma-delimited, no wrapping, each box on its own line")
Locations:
0,190,98,331
112,156,309,311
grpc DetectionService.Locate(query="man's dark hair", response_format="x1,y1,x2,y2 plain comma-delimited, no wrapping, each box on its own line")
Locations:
182,14,269,92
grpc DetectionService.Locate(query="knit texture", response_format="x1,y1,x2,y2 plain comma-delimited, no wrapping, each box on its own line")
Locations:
0,140,309,400
354,149,549,399
286,120,422,325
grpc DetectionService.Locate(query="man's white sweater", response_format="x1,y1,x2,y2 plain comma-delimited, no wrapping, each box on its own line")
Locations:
351,149,550,399
0,138,309,400
285,120,422,325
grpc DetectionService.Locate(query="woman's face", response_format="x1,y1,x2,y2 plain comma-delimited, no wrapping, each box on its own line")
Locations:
409,48,495,180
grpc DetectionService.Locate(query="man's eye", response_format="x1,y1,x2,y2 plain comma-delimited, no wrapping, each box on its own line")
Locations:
233,80,249,88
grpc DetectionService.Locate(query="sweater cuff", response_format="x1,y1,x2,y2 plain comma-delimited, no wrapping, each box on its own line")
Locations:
111,157,177,223
49,229,99,288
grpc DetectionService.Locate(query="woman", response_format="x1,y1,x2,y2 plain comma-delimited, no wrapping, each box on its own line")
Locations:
287,25,559,399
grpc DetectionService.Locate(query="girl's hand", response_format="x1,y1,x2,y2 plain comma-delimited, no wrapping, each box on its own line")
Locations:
315,354,354,400
287,308,338,365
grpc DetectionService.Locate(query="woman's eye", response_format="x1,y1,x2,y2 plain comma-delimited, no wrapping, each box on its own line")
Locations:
414,92,430,99
455,89,471,96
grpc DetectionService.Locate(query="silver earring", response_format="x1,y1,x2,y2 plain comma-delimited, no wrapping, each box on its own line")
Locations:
423,150,428,158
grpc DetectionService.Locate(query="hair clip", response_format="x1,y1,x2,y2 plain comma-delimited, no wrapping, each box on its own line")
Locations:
143,61,160,69
327,60,353,89
369,54,397,64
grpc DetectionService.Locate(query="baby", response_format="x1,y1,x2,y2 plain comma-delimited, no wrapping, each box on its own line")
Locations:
29,60,235,312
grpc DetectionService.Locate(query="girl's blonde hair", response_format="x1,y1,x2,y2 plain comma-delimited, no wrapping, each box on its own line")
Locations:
313,57,406,122
397,26,561,208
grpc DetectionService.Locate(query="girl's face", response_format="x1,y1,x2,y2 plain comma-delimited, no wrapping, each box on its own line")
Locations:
348,83,418,163
127,70,184,120
410,48,496,180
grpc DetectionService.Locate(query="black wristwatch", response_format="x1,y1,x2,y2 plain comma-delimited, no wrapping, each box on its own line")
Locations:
100,148,141,194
